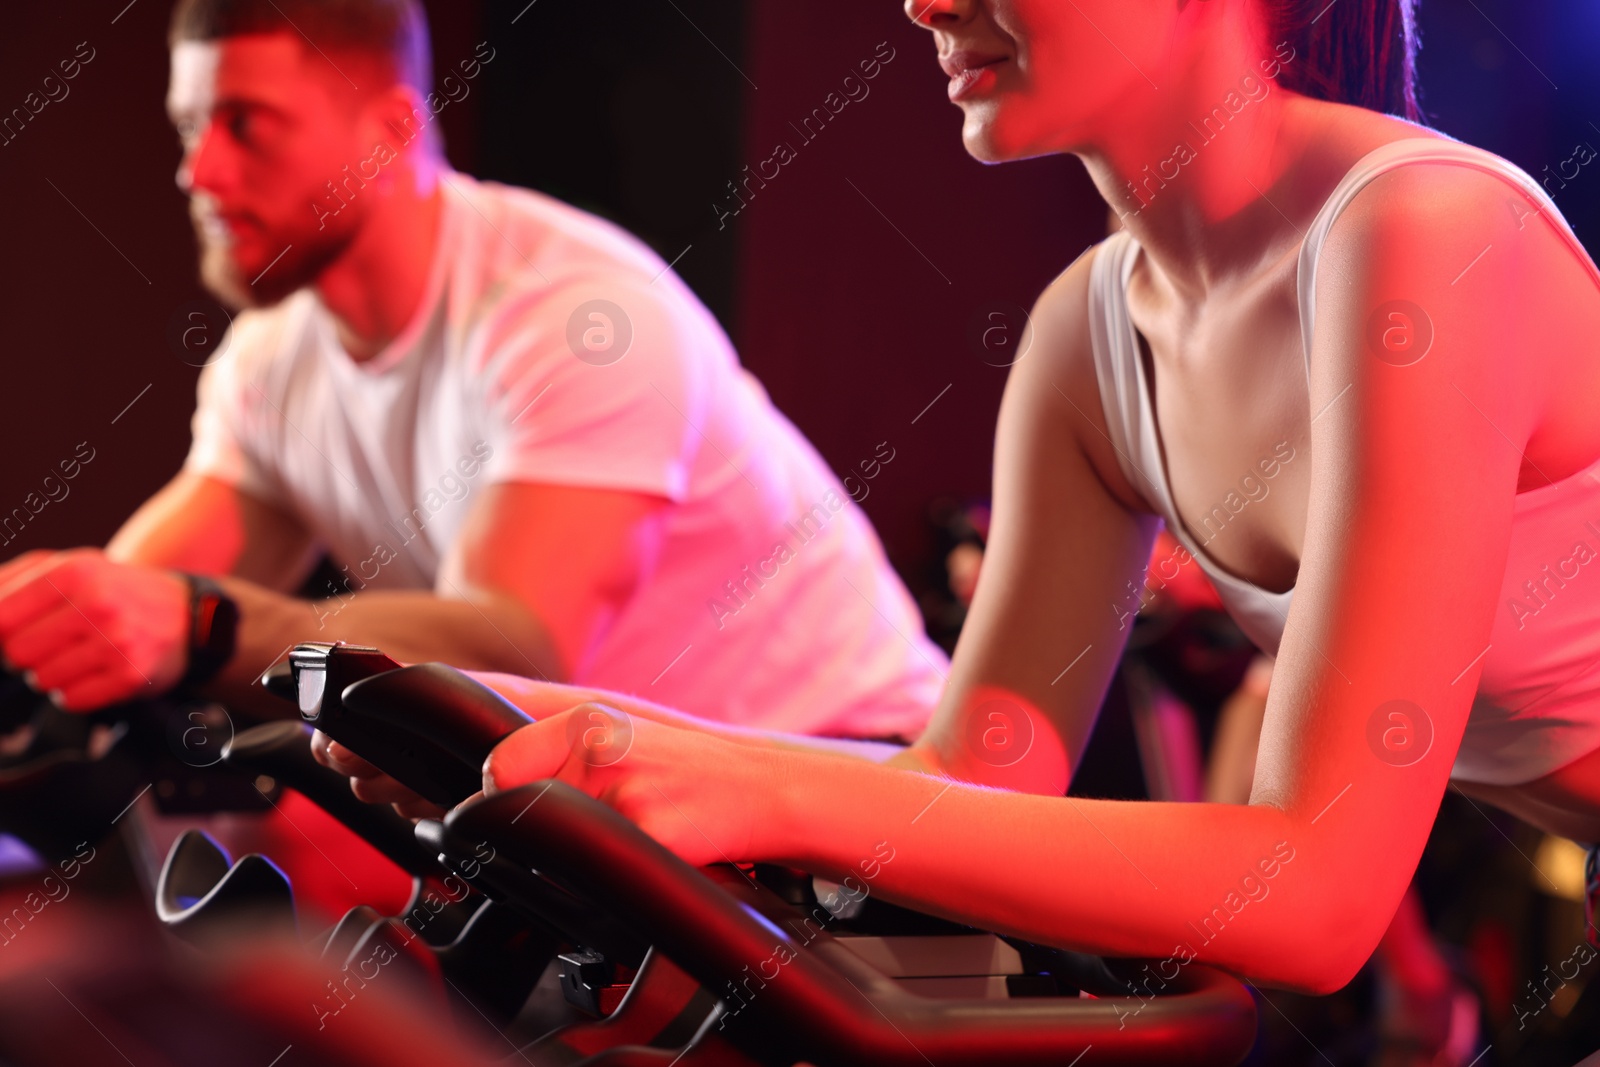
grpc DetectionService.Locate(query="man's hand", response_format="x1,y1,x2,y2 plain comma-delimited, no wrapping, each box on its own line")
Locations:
0,549,189,710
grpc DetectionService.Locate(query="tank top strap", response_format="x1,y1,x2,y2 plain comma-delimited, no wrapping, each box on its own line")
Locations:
1087,228,1161,511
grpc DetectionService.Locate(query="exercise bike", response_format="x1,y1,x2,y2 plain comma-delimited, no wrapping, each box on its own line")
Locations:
151,641,1261,1065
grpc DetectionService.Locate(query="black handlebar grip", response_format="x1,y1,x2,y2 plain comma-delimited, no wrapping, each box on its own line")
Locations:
258,659,298,705
291,645,531,808
0,670,42,733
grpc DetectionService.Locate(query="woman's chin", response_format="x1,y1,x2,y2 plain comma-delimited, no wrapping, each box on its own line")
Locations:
961,119,1037,165
960,126,1011,163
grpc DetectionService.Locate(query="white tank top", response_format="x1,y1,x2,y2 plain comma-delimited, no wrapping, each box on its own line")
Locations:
1089,136,1600,786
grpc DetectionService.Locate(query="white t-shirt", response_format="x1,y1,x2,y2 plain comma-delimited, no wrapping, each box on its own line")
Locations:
185,173,947,739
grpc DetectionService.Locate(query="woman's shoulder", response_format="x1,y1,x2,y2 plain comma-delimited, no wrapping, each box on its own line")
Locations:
1286,97,1541,224
1265,98,1572,297
1285,95,1454,165
1030,231,1132,331
1022,235,1123,389
1001,235,1152,515
1297,105,1600,477
1307,119,1573,268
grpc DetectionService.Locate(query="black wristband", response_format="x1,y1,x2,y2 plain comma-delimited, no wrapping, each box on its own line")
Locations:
180,574,239,689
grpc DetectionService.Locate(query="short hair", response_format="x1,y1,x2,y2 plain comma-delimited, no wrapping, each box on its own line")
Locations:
169,0,433,94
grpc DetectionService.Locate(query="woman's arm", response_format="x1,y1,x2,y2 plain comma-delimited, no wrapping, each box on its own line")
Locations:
887,247,1162,792
486,164,1551,993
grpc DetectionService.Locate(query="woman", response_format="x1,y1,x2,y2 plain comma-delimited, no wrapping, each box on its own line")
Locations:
325,0,1600,994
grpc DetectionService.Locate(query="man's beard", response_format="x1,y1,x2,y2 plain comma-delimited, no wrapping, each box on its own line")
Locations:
192,201,355,310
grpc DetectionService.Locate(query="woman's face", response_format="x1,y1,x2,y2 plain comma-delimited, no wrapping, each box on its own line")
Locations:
904,0,1178,162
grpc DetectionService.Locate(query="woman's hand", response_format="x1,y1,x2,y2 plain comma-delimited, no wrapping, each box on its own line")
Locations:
309,669,782,847
310,729,451,821
484,703,782,868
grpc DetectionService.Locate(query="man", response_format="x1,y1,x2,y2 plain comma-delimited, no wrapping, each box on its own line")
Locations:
0,0,944,908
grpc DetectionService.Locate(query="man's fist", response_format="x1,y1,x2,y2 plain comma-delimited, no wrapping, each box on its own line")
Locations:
0,549,190,710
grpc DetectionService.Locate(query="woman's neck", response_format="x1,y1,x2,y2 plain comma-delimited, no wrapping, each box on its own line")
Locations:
1078,33,1326,302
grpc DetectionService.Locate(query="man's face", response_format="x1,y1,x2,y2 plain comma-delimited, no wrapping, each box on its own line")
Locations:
167,35,377,308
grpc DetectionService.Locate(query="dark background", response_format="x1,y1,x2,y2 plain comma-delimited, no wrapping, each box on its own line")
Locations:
0,0,1595,592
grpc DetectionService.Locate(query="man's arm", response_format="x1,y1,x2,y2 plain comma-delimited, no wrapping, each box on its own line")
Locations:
0,472,316,713
107,470,319,588
220,480,670,690
0,474,669,714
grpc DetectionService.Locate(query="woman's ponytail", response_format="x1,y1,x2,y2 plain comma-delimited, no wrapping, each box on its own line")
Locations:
1264,0,1422,122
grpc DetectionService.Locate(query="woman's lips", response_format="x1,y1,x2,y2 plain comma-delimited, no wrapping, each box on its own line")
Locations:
941,53,1006,102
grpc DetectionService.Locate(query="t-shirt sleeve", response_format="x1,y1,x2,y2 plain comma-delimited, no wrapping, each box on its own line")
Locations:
181,320,290,509
473,276,711,503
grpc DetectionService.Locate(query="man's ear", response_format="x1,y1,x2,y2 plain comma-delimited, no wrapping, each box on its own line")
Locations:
362,82,434,159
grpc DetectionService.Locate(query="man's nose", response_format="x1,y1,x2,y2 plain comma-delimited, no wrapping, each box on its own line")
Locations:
176,121,228,197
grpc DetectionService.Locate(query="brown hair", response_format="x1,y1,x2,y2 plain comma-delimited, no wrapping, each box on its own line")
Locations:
1263,0,1422,122
169,0,433,94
